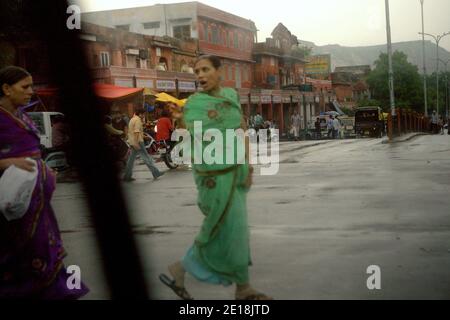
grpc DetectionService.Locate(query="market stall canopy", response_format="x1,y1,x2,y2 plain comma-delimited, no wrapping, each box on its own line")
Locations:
156,92,186,107
35,83,143,100
143,88,158,96
92,83,143,99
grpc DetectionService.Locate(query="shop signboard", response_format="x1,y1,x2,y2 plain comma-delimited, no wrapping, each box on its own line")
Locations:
261,95,271,104
250,95,260,104
136,79,154,89
240,95,249,104
272,95,282,103
178,81,196,92
156,80,176,91
114,79,133,88
305,54,331,76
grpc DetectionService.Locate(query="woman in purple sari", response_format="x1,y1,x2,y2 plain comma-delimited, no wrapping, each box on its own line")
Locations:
0,66,88,299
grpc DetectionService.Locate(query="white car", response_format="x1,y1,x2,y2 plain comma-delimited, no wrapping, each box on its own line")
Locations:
27,112,69,170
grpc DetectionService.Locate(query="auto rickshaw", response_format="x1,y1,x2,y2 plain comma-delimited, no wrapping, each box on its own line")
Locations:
354,106,386,138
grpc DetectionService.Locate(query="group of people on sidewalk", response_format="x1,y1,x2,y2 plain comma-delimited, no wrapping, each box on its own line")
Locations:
327,116,342,139
317,116,341,140
104,101,183,182
430,110,449,135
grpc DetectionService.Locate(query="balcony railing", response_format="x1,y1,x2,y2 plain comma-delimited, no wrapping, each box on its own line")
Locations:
155,70,196,80
89,66,196,81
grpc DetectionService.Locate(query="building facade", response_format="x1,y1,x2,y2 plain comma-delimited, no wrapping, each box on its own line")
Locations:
80,22,198,98
251,23,333,134
331,65,371,109
2,1,338,135
81,2,257,96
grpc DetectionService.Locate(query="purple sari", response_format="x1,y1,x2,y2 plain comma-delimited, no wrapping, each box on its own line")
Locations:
0,107,89,299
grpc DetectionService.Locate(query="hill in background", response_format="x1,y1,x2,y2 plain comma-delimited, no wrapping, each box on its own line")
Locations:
308,40,450,73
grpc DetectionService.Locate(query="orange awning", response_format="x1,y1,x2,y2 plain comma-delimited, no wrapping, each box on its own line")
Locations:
93,83,143,99
35,83,143,100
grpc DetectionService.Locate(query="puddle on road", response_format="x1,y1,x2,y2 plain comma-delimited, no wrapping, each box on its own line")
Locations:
275,200,293,205
280,158,300,164
181,203,197,207
133,226,173,235
264,186,290,191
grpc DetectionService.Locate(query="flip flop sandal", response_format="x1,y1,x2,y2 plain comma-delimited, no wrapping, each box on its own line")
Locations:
159,274,194,300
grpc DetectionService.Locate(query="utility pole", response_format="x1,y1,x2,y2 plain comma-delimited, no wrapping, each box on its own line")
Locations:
385,0,396,116
419,0,428,116
438,59,450,120
419,31,450,116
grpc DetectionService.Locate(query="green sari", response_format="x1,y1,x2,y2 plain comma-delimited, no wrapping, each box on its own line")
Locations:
182,87,251,285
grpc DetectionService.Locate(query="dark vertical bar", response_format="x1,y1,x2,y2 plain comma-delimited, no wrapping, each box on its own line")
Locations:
26,0,149,299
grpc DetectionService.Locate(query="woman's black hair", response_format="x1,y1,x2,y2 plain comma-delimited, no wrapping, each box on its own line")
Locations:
161,109,170,117
195,55,221,70
134,108,145,116
0,66,31,97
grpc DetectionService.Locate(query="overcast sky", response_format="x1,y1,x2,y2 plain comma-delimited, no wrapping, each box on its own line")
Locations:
75,0,450,51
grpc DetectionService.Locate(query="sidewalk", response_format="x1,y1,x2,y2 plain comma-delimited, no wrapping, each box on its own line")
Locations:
382,132,430,144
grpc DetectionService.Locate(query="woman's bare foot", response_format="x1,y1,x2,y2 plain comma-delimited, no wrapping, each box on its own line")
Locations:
168,261,186,288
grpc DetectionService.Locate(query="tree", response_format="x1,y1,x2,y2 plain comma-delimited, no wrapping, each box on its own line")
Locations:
366,51,423,112
340,106,356,116
357,98,381,108
291,45,312,59
425,71,450,116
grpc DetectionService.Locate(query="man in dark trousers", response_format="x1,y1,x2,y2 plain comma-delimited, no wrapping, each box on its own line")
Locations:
315,117,321,140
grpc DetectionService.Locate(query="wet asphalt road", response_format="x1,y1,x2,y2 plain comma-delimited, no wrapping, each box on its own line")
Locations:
53,133,450,299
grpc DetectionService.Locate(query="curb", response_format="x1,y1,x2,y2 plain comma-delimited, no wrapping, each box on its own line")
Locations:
382,133,429,144
280,140,332,152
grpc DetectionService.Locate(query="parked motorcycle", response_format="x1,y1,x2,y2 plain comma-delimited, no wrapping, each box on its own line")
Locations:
138,121,179,169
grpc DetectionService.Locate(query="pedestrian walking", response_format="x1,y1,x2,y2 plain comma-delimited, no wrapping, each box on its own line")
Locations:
327,116,334,139
290,110,301,141
315,117,322,140
438,116,444,135
111,106,128,137
0,66,89,299
254,112,264,133
431,110,438,134
333,116,341,139
159,55,272,300
123,108,164,181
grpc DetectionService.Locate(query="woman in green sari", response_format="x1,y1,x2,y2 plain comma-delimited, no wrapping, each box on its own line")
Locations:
159,56,271,300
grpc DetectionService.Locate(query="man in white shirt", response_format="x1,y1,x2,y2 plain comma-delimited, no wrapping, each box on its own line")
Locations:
431,110,438,134
327,116,334,139
290,110,301,140
333,117,341,139
123,108,164,182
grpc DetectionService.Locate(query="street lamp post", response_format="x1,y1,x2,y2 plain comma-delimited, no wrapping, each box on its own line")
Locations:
419,0,428,116
419,31,450,116
385,0,395,116
438,59,450,120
